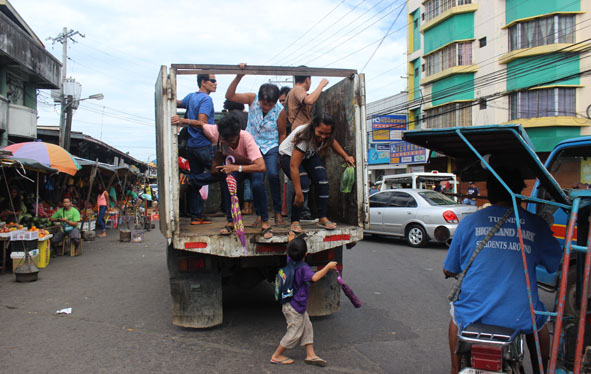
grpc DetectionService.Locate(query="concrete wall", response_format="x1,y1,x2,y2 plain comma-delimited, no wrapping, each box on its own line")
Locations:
0,10,61,89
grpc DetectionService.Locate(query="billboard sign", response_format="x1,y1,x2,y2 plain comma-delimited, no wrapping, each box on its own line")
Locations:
368,114,428,165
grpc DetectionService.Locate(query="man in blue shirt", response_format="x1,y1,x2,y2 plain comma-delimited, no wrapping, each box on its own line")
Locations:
462,181,480,206
443,168,561,374
176,74,217,225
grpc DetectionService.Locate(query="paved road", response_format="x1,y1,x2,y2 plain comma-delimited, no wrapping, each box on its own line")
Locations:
0,229,539,373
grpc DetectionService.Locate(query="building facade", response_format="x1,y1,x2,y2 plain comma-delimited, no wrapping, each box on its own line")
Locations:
407,0,591,152
0,0,61,145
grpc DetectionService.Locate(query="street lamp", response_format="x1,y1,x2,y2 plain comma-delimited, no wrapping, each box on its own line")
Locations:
59,90,104,151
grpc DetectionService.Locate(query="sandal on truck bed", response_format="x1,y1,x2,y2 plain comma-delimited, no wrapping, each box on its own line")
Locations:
220,224,234,235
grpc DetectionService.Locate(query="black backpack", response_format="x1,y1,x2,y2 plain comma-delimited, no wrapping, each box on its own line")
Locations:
274,260,306,304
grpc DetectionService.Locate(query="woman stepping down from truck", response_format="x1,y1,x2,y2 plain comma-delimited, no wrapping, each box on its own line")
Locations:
225,63,288,228
278,112,355,233
172,111,273,239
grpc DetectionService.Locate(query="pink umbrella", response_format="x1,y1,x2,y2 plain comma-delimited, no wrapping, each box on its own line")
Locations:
225,156,246,254
3,141,80,176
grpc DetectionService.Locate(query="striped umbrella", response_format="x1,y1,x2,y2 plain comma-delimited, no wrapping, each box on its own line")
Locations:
3,141,81,176
225,156,246,254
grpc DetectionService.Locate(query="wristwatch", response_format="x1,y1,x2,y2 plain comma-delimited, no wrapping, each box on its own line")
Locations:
238,165,243,173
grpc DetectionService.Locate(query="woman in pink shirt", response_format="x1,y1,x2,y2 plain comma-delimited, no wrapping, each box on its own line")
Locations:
171,111,274,239
96,185,108,237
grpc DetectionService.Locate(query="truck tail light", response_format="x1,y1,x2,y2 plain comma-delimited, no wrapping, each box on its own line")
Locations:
178,257,205,272
443,210,459,223
471,344,503,372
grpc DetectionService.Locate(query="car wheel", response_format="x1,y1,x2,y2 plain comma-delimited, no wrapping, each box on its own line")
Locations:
406,224,427,248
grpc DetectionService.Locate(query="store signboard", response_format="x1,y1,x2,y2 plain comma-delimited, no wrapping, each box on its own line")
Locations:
368,143,391,165
368,114,428,165
390,142,429,165
371,115,406,142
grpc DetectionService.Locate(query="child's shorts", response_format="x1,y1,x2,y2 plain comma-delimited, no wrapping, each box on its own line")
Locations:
280,303,314,349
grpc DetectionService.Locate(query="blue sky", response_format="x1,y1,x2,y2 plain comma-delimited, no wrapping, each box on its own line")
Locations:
13,0,407,162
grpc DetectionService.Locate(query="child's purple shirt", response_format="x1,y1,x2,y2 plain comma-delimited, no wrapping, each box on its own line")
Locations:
289,262,315,314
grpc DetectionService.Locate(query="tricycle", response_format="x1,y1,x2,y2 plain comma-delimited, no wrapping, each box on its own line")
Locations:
403,124,591,374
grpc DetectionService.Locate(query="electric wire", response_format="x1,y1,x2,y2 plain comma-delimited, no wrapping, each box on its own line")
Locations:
276,0,402,66
264,0,347,64
360,4,405,73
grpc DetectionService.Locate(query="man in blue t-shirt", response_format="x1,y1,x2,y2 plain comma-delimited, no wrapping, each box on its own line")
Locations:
462,181,480,206
173,73,217,225
443,168,561,374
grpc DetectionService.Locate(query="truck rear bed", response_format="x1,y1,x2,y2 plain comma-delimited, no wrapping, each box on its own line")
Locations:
174,216,363,257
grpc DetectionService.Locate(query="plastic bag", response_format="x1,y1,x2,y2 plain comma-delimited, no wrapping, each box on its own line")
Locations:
199,185,208,200
340,166,355,193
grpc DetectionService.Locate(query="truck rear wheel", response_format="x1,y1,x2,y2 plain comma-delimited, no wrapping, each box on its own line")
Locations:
167,245,223,328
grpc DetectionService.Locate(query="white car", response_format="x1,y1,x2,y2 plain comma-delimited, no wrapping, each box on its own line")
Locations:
365,188,478,247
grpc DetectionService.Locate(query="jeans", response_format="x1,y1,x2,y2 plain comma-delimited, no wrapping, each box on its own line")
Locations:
244,179,253,201
186,145,214,219
280,154,329,222
51,228,81,252
286,179,311,218
463,198,476,206
222,171,269,222
97,205,107,231
263,146,282,214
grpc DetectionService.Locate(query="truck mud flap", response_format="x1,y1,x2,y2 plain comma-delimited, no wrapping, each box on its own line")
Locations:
307,271,340,316
167,245,222,328
169,272,222,328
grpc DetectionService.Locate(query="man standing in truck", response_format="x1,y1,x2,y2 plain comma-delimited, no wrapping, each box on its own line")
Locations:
177,73,217,225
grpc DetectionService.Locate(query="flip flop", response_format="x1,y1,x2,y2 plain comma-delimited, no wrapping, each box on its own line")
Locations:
219,224,234,235
274,218,288,227
270,358,294,365
316,221,336,230
250,219,261,228
304,357,327,367
262,226,273,239
290,223,303,233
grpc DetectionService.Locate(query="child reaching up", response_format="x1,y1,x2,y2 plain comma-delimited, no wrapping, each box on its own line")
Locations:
270,232,338,366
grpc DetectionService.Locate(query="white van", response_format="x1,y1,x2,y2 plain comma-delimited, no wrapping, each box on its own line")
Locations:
378,172,458,195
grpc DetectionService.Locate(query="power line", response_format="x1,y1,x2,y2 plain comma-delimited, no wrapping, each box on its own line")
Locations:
264,0,347,64
273,0,372,66
361,4,405,73
305,1,406,66
277,0,390,67
293,0,403,66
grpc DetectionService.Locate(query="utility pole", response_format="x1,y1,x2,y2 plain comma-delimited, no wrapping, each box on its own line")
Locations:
64,95,74,151
47,28,85,150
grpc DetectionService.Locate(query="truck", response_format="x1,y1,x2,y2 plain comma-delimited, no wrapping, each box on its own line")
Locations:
154,64,368,328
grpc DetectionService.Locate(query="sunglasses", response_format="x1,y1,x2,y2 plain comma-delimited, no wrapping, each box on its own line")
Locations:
208,79,217,83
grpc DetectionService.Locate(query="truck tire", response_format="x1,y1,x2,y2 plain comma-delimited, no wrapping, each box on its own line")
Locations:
167,245,223,328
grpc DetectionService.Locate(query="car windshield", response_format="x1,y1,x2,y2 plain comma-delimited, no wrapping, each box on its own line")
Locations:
418,191,456,206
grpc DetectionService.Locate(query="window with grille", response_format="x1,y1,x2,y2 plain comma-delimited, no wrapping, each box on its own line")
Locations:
508,87,576,119
425,42,472,76
425,102,472,128
424,0,472,22
508,14,575,51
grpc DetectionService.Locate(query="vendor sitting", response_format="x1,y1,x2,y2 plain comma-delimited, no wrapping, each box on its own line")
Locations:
49,197,81,257
0,186,23,223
